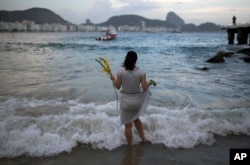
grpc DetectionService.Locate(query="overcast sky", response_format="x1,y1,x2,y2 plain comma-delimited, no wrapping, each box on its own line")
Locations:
0,0,249,25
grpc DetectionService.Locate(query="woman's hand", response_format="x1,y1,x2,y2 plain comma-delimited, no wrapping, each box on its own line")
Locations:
110,74,115,81
110,74,121,89
149,79,157,86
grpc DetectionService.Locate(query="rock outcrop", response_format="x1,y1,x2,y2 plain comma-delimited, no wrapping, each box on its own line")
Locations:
237,48,250,56
206,51,234,63
166,12,185,27
237,47,250,63
207,48,250,63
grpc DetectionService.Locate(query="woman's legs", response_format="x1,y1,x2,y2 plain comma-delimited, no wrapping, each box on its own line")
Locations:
125,119,146,146
133,118,146,142
125,123,133,146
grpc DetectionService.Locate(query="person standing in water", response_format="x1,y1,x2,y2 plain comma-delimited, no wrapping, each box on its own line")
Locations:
110,51,153,146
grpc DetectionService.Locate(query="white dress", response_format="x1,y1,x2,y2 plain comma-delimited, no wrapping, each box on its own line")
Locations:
118,67,151,124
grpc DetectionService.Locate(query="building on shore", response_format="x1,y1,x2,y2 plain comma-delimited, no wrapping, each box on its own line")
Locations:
0,19,180,33
0,20,76,32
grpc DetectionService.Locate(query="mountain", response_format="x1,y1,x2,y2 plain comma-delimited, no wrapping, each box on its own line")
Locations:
98,14,175,28
0,7,69,24
182,22,220,32
166,12,185,27
182,23,198,32
197,22,220,31
98,12,220,32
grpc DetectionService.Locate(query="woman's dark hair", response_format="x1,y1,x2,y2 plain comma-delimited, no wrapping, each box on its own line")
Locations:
123,51,137,70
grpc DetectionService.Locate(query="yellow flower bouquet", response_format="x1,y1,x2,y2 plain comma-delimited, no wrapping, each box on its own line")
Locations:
96,57,118,110
96,57,111,75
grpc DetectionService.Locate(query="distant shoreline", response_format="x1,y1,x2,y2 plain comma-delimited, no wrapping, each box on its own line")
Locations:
0,8,221,33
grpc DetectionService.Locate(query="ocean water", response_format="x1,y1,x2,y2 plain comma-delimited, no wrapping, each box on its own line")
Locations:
0,32,249,157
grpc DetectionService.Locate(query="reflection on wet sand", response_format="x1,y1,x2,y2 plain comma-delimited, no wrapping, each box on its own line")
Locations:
122,144,144,165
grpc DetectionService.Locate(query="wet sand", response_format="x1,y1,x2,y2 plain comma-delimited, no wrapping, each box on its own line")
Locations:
1,135,249,165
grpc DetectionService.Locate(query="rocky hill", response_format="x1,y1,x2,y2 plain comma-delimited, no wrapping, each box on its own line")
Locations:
182,22,221,32
0,7,69,24
197,22,220,31
166,12,185,27
98,14,175,28
99,13,220,32
182,22,220,32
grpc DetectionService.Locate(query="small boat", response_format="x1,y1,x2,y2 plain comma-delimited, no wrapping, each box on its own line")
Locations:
96,30,117,41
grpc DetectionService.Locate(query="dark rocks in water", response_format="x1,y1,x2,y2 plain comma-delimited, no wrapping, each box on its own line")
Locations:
200,67,210,71
223,51,235,58
206,51,234,63
243,57,250,63
196,67,210,71
206,51,225,63
237,48,250,56
206,48,250,64
237,47,250,63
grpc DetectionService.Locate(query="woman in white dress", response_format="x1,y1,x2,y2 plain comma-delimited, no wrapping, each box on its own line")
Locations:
110,51,153,146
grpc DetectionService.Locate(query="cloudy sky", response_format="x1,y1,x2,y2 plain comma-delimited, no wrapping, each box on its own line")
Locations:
0,0,249,25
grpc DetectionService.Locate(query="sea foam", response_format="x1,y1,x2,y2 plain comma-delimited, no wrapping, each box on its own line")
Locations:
0,97,249,157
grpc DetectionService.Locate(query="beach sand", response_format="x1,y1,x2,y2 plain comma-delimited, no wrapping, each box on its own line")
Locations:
1,135,249,165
